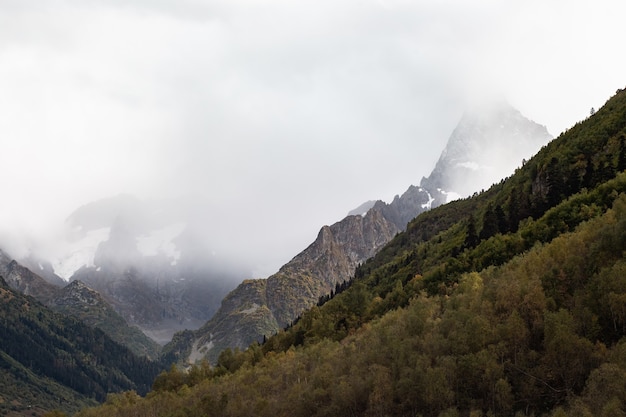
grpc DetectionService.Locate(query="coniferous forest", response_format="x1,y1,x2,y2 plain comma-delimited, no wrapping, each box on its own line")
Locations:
47,88,626,416
0,276,161,415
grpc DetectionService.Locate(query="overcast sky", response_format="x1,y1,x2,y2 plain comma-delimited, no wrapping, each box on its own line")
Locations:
1,0,626,277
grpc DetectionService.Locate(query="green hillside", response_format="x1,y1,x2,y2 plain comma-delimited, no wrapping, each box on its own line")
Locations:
74,87,626,417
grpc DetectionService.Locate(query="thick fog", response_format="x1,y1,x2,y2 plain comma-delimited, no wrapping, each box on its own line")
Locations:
1,0,626,279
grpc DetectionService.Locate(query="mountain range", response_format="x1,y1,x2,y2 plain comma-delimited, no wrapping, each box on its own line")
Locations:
20,194,249,344
162,100,552,364
75,86,626,417
0,98,554,415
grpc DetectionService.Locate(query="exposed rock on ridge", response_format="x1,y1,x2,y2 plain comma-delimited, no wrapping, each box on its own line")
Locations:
185,208,399,362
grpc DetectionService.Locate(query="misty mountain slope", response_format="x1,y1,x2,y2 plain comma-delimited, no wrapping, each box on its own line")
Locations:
0,249,60,305
365,100,551,231
19,255,67,287
0,276,161,414
0,249,161,360
50,280,161,360
180,208,400,363
420,100,552,206
76,87,626,417
166,101,552,364
47,194,246,344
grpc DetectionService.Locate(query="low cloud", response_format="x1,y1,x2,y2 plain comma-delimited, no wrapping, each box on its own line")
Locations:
1,0,625,276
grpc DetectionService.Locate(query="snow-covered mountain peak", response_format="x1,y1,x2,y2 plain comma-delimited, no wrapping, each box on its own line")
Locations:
421,101,552,199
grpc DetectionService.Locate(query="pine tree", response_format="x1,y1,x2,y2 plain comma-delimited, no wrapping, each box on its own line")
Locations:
495,204,508,234
583,155,595,189
618,134,626,172
464,216,479,249
480,203,500,240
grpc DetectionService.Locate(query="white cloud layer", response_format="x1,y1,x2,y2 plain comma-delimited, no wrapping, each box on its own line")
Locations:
1,0,626,276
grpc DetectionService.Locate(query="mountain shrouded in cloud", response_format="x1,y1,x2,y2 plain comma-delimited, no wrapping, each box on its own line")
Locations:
1,0,625,283
163,101,552,363
420,100,553,206
9,100,549,352
31,194,249,344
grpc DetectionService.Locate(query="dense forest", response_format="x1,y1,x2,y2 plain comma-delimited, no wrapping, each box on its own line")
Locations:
0,277,161,416
63,87,626,416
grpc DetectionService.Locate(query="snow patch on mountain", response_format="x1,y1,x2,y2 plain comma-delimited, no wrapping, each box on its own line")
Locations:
52,227,110,280
420,188,435,209
136,222,185,264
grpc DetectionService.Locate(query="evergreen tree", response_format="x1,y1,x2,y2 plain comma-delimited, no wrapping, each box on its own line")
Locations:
618,134,626,172
584,154,595,189
480,203,500,240
495,204,508,233
464,216,479,249
546,156,564,206
507,188,521,232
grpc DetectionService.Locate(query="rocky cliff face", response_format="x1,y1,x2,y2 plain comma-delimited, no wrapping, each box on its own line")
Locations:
184,208,399,362
266,208,399,326
167,101,553,364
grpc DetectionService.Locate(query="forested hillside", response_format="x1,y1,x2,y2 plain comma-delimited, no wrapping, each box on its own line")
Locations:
0,277,161,416
72,88,626,417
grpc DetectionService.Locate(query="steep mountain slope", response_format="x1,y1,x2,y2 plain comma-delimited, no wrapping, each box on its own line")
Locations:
0,276,161,415
0,349,98,417
0,249,59,305
50,280,161,360
168,208,399,364
165,101,552,364
77,87,626,417
51,195,244,343
0,250,160,360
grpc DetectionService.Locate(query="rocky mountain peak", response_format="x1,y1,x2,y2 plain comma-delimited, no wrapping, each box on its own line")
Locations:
420,100,552,199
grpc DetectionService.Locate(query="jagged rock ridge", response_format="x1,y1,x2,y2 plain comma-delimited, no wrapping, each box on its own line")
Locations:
182,208,399,362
